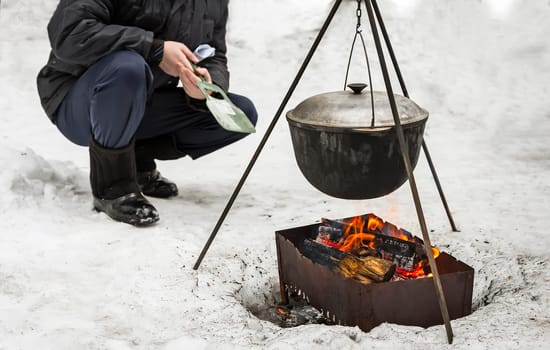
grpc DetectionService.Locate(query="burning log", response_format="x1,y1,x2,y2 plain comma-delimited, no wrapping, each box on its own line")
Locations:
302,239,347,268
301,239,395,284
315,213,440,277
338,255,396,283
351,245,379,258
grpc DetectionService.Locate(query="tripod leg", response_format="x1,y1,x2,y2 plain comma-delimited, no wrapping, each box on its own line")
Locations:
371,0,458,232
364,0,454,343
422,140,459,232
193,0,344,270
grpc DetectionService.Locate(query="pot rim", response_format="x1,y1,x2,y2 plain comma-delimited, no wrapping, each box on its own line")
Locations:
286,115,427,135
286,91,429,129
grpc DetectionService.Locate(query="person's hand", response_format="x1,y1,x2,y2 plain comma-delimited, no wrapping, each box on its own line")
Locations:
158,41,198,77
179,65,212,100
159,41,212,100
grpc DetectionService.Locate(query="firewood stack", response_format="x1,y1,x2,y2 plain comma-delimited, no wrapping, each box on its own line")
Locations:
337,255,396,284
301,239,396,285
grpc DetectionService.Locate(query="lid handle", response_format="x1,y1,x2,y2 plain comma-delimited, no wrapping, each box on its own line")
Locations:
347,83,368,94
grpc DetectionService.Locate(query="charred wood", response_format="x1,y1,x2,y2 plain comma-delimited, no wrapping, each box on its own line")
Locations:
301,239,395,284
301,239,346,269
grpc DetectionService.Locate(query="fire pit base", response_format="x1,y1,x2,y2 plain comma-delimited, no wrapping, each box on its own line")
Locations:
276,221,474,331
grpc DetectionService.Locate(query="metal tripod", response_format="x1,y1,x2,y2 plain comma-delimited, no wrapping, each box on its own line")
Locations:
193,0,459,344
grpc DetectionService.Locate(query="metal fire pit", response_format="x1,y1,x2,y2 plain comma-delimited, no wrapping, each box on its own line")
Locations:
275,221,474,331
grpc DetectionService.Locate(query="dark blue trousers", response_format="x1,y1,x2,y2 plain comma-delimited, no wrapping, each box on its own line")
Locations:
55,51,257,159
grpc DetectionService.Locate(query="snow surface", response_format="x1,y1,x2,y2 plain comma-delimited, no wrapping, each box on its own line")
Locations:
0,0,549,349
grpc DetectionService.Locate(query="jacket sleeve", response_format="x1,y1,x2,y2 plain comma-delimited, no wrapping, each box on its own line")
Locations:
200,4,230,92
47,0,154,66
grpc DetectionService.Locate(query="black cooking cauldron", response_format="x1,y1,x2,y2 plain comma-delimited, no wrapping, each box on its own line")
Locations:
286,84,428,200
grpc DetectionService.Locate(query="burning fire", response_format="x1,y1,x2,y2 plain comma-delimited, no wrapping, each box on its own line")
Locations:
318,213,439,279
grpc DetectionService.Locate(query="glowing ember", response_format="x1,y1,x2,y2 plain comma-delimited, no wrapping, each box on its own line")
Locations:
276,306,290,316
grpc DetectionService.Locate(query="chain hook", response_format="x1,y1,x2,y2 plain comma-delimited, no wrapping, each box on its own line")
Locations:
356,0,362,32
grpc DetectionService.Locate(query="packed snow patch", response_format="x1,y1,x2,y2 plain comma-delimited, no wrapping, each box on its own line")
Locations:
0,145,88,209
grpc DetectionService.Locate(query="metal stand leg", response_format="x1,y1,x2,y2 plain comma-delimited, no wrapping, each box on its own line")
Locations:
276,237,290,305
422,141,459,232
371,0,458,232
193,0,344,270
364,0,453,343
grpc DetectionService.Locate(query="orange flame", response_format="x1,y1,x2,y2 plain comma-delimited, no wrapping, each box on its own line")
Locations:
327,214,440,279
367,214,384,232
339,233,376,253
432,247,440,259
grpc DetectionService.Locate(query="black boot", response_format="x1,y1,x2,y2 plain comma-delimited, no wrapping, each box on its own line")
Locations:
135,135,183,198
90,139,159,226
137,169,179,198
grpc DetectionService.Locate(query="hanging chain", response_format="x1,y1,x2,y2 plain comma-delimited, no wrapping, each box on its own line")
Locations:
344,0,364,89
355,0,362,32
344,0,376,127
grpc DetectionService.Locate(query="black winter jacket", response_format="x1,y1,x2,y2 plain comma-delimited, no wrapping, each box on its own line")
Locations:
37,0,230,121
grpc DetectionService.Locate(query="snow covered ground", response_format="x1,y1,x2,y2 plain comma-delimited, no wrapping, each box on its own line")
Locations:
0,0,549,349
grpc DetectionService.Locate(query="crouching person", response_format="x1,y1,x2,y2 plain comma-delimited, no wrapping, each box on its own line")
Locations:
36,0,257,226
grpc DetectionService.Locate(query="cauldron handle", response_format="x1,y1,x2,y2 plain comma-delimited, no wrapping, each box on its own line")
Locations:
344,0,376,127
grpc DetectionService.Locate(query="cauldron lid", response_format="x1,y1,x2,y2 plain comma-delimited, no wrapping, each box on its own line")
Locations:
287,89,428,129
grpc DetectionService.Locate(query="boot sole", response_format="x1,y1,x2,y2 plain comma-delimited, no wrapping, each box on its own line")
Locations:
93,194,159,227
